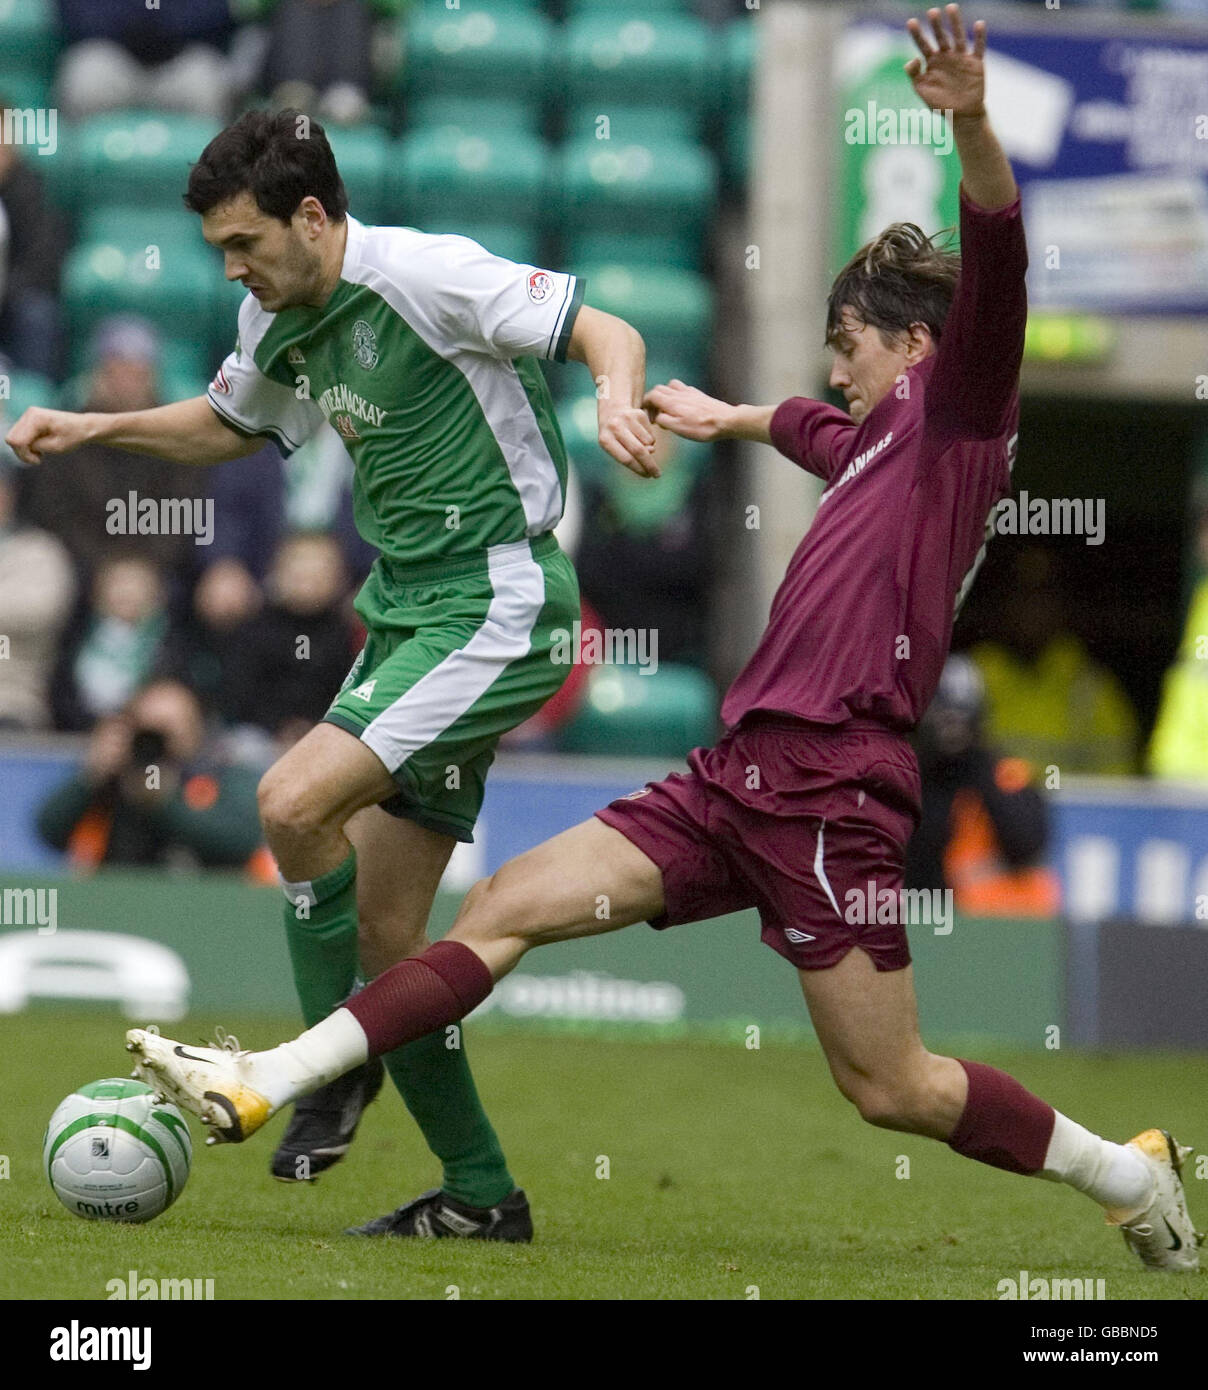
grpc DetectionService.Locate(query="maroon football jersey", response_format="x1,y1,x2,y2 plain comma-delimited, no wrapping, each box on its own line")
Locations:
722,188,1026,733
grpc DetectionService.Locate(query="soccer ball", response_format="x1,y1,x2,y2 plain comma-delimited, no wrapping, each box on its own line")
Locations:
43,1078,192,1223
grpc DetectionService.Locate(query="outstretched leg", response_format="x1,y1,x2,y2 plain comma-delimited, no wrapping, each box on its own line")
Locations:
128,817,663,1129
797,947,1199,1271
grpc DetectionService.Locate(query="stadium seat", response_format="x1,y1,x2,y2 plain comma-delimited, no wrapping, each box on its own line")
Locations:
555,135,715,248
565,103,698,148
716,17,757,188
564,15,711,122
558,662,717,758
160,337,218,404
578,261,712,366
61,238,219,363
388,126,550,235
0,72,53,117
0,369,55,432
564,230,702,273
77,206,203,254
324,125,392,224
406,95,541,139
55,112,221,215
563,0,693,17
400,9,555,106
0,0,58,76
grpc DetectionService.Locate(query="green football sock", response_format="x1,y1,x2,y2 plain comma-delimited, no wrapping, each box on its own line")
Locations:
382,1028,515,1209
281,851,360,1028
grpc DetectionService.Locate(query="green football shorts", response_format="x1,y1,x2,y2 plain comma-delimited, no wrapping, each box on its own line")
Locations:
324,532,578,841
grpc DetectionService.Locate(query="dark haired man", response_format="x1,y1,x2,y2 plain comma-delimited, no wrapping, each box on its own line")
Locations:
128,8,1199,1272
8,107,658,1241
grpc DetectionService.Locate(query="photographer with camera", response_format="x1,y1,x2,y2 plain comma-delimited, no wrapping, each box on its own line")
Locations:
36,678,265,872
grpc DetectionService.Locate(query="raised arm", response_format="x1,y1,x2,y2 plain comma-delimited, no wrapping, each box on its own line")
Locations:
5,395,266,467
906,5,1017,210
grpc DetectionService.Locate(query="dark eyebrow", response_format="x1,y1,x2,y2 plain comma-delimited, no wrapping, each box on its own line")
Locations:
210,231,257,249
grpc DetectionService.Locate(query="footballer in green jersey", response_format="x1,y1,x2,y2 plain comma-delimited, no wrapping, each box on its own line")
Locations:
6,109,659,1239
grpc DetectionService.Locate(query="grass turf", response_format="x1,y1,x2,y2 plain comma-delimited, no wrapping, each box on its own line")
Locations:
3,1009,1207,1301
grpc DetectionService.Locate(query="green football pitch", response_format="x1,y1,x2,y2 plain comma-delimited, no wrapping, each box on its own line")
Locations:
4,1009,1207,1301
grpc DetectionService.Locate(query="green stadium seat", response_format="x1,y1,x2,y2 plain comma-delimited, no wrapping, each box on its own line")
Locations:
0,72,53,117
0,369,55,435
77,205,202,253
555,135,715,247
564,230,702,273
61,238,219,365
407,95,541,139
388,126,550,234
717,18,757,187
324,125,391,223
413,221,542,266
0,0,59,76
160,337,218,403
565,103,699,147
57,112,220,214
558,662,717,759
577,260,711,366
563,0,692,18
401,10,555,106
564,15,711,122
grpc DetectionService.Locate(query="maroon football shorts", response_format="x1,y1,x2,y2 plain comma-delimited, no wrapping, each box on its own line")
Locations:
595,716,922,972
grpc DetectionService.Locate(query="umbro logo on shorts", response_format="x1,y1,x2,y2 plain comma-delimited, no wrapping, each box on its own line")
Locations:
784,928,817,943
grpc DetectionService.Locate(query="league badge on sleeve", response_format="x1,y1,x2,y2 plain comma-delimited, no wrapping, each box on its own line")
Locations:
527,270,554,304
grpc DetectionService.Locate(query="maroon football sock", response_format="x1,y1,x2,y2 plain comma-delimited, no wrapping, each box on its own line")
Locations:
946,1059,1056,1176
345,941,494,1057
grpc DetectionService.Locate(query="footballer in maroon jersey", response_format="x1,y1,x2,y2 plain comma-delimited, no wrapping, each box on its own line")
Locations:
129,7,1199,1270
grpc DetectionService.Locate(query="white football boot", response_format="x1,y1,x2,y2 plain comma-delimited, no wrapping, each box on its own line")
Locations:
1106,1129,1201,1273
126,1026,274,1145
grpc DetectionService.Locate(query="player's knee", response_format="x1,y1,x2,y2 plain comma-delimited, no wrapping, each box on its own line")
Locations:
456,871,533,943
834,1071,916,1131
257,766,325,841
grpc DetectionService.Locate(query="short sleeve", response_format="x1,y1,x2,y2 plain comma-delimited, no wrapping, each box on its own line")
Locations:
206,297,324,457
417,236,585,363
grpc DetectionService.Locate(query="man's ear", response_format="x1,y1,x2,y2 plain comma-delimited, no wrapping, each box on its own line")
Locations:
905,321,934,363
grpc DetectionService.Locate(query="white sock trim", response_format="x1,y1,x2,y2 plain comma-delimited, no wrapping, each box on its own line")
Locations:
1041,1112,1153,1213
258,1008,370,1108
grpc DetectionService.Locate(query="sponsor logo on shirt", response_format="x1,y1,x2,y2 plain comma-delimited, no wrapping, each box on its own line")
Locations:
210,365,232,396
287,346,306,366
317,382,387,432
818,430,894,505
352,318,379,370
527,270,554,303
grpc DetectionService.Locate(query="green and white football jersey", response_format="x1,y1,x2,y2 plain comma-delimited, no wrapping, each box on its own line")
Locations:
207,217,584,567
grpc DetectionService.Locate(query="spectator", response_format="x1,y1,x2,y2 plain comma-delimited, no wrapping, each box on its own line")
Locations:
251,0,404,127
22,316,206,589
36,678,265,871
906,654,1059,917
0,111,68,381
58,554,172,731
0,456,75,729
163,556,265,730
970,551,1139,775
574,430,714,668
223,531,356,746
55,0,237,122
1148,477,1208,779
